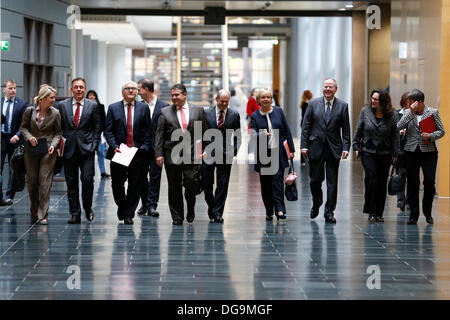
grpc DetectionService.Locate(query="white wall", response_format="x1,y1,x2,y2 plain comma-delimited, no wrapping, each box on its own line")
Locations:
106,44,126,106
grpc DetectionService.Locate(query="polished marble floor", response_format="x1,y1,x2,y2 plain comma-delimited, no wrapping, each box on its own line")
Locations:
1,158,450,300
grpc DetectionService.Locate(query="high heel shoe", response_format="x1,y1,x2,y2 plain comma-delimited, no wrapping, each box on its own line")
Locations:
276,212,286,220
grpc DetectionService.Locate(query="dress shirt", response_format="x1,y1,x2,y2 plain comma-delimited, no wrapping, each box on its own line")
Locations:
176,102,189,129
146,96,157,119
123,100,135,130
2,96,15,133
216,107,227,126
72,98,84,119
324,96,335,112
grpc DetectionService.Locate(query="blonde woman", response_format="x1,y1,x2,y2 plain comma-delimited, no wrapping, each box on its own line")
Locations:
21,85,61,224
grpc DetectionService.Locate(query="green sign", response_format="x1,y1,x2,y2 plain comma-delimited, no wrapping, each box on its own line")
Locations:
0,41,9,51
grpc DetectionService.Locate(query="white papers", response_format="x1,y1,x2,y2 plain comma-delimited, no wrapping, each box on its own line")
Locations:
111,143,138,167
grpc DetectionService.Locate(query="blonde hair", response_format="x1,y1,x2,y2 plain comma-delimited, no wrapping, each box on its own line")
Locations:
256,88,272,101
34,85,56,106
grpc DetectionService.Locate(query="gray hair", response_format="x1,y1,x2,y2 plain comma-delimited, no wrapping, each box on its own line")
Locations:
122,81,138,91
216,89,230,99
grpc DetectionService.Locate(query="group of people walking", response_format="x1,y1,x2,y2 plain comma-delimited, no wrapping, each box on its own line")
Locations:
0,77,445,226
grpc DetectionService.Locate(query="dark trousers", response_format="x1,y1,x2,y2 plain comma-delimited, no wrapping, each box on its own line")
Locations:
165,163,200,223
308,143,340,217
202,163,232,218
110,151,147,219
396,151,408,206
63,148,95,216
259,166,286,216
140,154,163,210
360,152,392,217
1,134,18,200
405,150,438,220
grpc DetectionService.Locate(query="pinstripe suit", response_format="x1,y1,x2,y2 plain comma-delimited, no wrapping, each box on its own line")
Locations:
397,105,445,221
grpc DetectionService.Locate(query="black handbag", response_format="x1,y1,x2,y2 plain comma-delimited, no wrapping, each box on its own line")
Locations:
388,164,404,195
284,159,298,201
10,144,26,192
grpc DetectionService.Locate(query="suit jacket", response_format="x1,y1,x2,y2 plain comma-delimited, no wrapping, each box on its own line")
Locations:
1,96,27,138
104,100,152,160
155,104,208,165
98,103,106,132
55,98,101,158
250,106,295,172
352,106,399,156
149,98,169,153
204,106,241,159
20,106,61,153
301,96,351,160
397,105,445,153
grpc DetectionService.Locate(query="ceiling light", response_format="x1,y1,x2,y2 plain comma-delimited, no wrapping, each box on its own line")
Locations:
339,8,346,11
345,4,354,8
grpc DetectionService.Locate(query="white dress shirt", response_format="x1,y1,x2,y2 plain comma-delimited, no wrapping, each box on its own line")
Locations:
216,107,227,126
147,96,157,119
72,98,84,118
324,96,335,112
123,100,135,130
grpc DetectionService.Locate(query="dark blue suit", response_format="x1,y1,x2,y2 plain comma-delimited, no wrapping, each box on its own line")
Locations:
1,96,27,201
201,106,241,220
104,100,152,219
140,98,169,212
250,106,295,217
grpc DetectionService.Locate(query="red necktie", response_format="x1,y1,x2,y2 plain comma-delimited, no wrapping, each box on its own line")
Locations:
218,110,224,129
74,102,81,127
126,103,133,147
180,106,188,132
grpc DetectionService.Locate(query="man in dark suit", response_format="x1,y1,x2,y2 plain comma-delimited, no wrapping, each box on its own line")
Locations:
155,83,208,225
105,81,152,225
55,78,101,224
202,89,241,223
301,78,351,223
1,79,27,206
136,78,169,217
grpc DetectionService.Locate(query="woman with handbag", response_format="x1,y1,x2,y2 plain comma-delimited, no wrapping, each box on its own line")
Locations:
21,85,61,225
397,89,445,224
353,89,399,222
250,88,295,221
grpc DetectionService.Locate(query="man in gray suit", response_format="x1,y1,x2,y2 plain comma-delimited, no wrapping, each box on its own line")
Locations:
301,78,351,223
55,77,101,224
155,83,208,225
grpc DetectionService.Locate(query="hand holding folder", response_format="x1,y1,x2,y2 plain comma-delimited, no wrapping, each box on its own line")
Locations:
419,115,436,144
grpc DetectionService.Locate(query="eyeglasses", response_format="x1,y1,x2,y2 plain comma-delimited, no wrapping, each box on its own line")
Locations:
123,87,137,92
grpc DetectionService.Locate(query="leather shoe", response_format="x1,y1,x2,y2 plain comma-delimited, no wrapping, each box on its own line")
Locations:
368,214,376,223
213,216,224,223
310,207,319,219
124,217,134,225
67,216,81,224
85,209,94,222
407,218,418,225
325,215,336,224
0,198,13,206
187,211,195,223
207,208,214,220
117,207,124,221
426,217,434,224
172,220,183,225
148,207,159,217
137,206,147,216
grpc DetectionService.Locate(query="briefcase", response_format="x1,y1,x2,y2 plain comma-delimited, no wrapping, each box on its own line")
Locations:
27,138,48,157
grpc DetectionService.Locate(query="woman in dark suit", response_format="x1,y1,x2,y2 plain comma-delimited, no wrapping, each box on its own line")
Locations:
353,89,399,222
87,90,109,178
21,85,61,225
250,88,295,221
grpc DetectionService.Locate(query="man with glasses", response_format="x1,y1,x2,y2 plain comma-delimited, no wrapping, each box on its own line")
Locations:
104,81,152,225
1,79,27,206
55,77,101,224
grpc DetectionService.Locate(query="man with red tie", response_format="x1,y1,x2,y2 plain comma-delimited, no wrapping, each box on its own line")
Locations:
104,81,152,225
155,83,207,225
55,78,101,224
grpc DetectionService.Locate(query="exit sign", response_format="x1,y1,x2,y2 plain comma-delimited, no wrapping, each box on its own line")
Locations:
0,41,9,51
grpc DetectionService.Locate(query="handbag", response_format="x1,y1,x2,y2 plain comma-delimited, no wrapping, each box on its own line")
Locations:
388,163,404,195
284,159,298,201
10,144,26,192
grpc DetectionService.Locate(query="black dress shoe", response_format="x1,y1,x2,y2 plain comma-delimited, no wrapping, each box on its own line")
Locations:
67,216,81,224
148,207,159,217
208,208,214,220
117,207,124,221
137,206,148,216
0,198,13,206
124,217,134,225
172,220,183,225
325,215,336,223
368,214,376,223
407,218,418,225
85,209,94,222
426,217,434,224
213,217,224,223
187,211,195,223
310,207,319,219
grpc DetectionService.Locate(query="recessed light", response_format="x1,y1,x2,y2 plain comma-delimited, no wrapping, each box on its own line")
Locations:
339,8,346,11
346,4,354,8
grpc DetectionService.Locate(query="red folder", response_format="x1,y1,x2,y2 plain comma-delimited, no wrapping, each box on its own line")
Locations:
419,115,436,145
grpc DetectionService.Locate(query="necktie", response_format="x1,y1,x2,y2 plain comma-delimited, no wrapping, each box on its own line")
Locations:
127,103,133,147
325,102,331,123
74,102,81,127
180,106,188,132
218,110,224,129
4,99,11,133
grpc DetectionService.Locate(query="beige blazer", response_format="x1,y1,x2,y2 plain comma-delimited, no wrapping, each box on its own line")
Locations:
21,106,62,152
